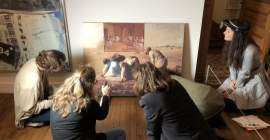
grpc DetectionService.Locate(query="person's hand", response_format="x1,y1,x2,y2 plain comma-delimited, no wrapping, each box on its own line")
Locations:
222,91,228,98
230,80,236,90
44,100,52,109
222,88,234,98
101,84,111,96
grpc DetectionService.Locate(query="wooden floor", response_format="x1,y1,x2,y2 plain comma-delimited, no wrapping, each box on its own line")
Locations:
219,111,270,140
0,94,147,140
1,94,270,140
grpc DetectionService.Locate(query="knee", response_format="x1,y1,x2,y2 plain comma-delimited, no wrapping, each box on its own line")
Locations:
116,128,126,137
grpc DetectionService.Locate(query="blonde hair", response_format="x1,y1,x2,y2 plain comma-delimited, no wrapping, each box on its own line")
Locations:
52,66,96,118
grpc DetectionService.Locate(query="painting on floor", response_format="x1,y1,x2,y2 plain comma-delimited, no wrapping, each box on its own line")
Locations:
83,23,184,96
0,0,71,71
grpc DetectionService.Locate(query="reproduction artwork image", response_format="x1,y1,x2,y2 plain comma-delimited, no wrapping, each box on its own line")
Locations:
83,23,184,96
104,23,144,52
0,0,71,71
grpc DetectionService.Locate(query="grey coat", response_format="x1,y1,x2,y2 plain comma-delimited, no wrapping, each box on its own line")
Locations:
218,44,270,109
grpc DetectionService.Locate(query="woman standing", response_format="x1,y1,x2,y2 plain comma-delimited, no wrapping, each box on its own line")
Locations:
134,62,217,140
50,66,126,140
218,19,270,111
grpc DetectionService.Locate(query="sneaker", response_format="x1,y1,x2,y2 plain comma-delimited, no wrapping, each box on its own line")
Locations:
26,122,45,127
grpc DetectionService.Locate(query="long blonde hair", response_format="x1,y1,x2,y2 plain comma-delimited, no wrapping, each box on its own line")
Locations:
52,66,96,118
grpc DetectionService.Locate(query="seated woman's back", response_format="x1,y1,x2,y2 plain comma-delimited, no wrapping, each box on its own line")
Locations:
136,62,217,140
50,66,124,140
50,98,108,140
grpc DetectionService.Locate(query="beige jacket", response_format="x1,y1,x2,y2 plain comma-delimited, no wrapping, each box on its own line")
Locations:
14,59,52,128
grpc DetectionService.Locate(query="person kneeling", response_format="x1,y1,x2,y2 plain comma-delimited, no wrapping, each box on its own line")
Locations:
134,62,217,140
14,50,66,128
50,66,126,140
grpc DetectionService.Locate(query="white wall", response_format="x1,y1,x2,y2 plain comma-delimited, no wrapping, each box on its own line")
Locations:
66,0,205,79
0,0,206,93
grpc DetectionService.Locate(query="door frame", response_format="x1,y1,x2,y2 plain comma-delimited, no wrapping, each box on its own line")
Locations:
195,0,215,82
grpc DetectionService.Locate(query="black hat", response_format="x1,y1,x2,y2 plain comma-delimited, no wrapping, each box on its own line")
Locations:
221,19,250,32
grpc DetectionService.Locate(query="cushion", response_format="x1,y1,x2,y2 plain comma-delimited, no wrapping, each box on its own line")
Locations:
171,75,224,120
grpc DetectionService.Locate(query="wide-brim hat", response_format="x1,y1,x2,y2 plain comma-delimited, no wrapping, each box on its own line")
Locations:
220,19,250,32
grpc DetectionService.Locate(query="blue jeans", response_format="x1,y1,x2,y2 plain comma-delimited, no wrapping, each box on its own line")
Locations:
27,109,50,124
105,128,126,140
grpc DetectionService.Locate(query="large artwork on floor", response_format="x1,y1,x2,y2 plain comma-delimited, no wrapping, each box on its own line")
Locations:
83,23,184,96
0,0,71,71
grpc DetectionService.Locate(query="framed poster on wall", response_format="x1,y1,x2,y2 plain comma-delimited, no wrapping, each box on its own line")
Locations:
0,0,71,71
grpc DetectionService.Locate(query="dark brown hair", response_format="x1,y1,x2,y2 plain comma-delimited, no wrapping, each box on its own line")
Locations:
36,50,66,70
222,19,253,69
133,62,169,96
79,66,96,96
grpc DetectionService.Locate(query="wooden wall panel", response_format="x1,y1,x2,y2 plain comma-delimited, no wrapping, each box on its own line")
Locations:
195,0,215,82
242,0,270,59
251,34,264,48
250,25,264,38
245,0,270,14
243,10,267,28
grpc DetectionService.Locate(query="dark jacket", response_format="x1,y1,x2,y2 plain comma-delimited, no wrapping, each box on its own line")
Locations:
139,80,217,140
50,96,110,140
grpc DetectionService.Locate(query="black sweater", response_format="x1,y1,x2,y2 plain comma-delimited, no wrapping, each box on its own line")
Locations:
50,96,109,140
139,80,217,140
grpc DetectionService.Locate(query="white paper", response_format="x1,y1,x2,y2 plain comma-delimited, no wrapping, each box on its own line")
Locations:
232,115,270,130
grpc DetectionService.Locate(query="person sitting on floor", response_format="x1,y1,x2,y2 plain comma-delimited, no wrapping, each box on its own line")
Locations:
14,50,66,128
50,66,126,140
134,62,217,140
217,19,270,112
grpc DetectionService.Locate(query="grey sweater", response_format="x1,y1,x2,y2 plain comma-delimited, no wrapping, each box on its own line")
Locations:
218,44,270,109
229,44,261,88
